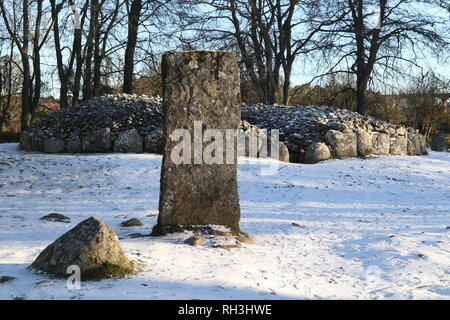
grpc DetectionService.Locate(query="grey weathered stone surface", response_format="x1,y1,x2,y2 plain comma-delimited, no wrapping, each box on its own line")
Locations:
278,141,290,163
419,135,427,154
389,135,407,155
184,236,206,246
356,131,373,156
156,51,241,231
44,137,65,153
144,130,163,154
31,217,133,279
260,134,290,163
82,128,111,153
213,239,242,249
19,131,32,150
121,218,143,227
396,127,406,136
431,132,448,152
237,236,255,244
238,120,265,158
0,276,16,284
407,133,422,155
372,133,390,155
325,130,357,158
67,135,82,153
31,131,44,151
114,129,143,153
304,142,331,163
40,213,71,223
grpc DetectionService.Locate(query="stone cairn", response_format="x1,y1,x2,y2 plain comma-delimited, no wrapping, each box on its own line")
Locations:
154,50,242,234
241,104,427,163
20,92,427,164
20,95,164,154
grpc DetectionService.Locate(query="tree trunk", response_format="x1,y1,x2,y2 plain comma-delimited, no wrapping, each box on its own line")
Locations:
20,0,32,131
356,77,368,114
72,27,83,106
51,0,69,109
82,0,98,100
282,67,291,105
123,0,142,94
93,29,101,96
30,0,43,123
20,54,32,131
70,0,86,106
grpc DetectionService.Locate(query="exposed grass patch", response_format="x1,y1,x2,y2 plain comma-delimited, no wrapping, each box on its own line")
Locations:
81,262,135,281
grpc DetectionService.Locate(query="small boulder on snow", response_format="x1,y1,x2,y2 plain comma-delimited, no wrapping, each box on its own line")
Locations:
31,217,134,280
184,236,206,246
0,276,16,284
121,218,143,227
40,213,71,223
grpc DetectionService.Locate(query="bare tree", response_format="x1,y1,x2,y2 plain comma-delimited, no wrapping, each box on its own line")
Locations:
0,42,16,131
122,0,174,94
314,0,449,114
403,71,449,140
49,0,89,108
81,0,125,100
177,0,327,105
0,0,56,131
123,0,143,94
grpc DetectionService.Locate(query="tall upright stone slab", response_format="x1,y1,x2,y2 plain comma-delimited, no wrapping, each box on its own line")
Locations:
155,51,241,233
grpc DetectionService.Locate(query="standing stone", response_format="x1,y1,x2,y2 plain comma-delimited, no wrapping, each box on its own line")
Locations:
431,132,448,152
31,217,134,280
156,51,241,233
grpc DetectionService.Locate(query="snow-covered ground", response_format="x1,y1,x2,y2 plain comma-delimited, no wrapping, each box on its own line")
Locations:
0,143,448,300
